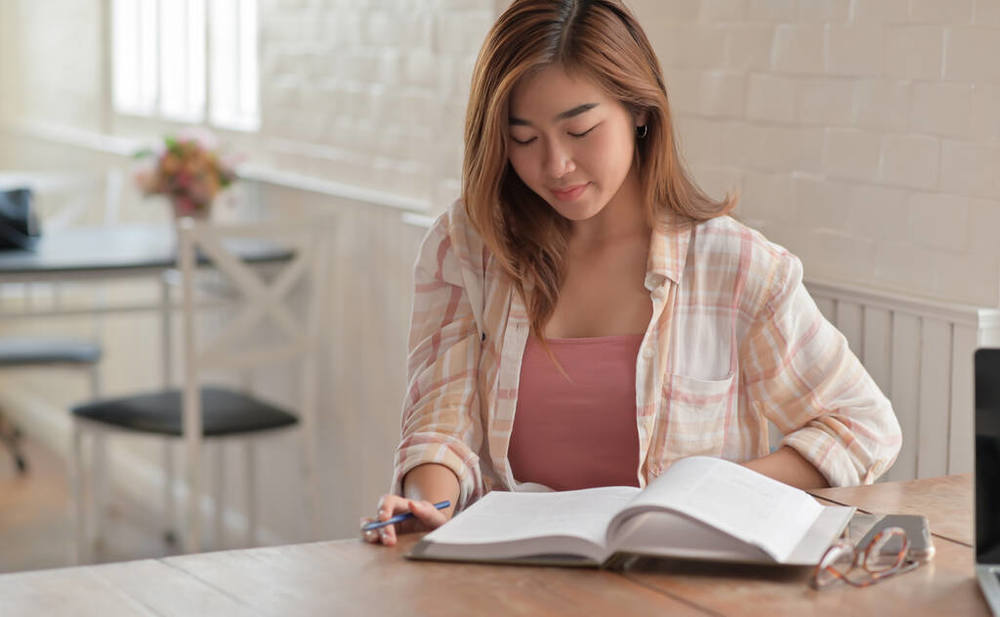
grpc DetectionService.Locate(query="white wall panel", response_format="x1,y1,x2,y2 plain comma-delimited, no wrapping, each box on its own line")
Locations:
949,325,977,474
862,307,892,398
835,300,864,363
814,296,836,324
888,313,921,482
917,319,951,478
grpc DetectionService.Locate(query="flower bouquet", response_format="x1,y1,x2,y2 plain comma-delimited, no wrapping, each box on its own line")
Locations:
134,130,238,219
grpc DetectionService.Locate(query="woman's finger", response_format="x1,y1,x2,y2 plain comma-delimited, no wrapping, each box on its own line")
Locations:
381,522,397,546
408,500,450,529
375,495,398,521
363,495,415,544
364,494,451,543
359,517,381,544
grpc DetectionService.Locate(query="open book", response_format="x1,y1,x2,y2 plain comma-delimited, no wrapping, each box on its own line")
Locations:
408,456,853,567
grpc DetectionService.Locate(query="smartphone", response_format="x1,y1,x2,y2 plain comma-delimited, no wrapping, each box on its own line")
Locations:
855,514,935,563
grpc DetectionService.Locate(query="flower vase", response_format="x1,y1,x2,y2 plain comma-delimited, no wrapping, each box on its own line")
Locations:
167,197,211,259
169,196,212,222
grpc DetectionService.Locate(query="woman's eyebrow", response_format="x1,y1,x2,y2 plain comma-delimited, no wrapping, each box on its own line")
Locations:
508,102,600,126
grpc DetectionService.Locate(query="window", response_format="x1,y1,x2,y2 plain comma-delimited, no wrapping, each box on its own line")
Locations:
111,0,259,131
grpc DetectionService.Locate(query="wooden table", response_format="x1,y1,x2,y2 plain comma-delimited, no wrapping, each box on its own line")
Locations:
623,475,985,616
0,475,987,616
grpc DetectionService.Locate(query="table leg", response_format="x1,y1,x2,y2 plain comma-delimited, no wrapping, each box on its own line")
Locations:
160,274,178,546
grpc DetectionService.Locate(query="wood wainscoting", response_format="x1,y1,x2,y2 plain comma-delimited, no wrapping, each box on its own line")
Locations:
805,278,1000,482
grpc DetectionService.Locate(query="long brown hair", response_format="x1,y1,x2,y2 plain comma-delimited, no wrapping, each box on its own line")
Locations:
463,0,736,340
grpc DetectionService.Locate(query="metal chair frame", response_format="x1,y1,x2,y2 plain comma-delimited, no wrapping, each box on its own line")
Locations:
71,216,331,560
0,355,101,473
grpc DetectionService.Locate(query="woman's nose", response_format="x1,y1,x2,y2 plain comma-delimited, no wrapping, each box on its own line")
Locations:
544,141,576,178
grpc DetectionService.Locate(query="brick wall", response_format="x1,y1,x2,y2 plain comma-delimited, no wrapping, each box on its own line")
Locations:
0,3,11,127
0,0,496,210
1,0,1000,547
254,0,496,206
5,1,998,305
632,0,1000,306
0,0,501,546
6,2,105,133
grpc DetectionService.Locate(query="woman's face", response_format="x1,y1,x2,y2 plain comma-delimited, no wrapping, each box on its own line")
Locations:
506,64,643,222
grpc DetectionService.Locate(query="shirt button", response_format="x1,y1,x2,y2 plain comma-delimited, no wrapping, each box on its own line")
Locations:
642,346,655,359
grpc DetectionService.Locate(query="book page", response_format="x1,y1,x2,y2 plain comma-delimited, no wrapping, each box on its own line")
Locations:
609,456,822,562
421,486,639,561
610,510,772,563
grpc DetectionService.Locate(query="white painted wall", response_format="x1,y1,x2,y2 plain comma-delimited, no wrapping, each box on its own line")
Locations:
1,0,1000,557
7,1,997,303
0,1,17,155
1,0,496,209
6,2,105,132
629,0,1000,307
0,0,495,552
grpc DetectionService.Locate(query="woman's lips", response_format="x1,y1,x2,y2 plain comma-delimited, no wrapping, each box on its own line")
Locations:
550,182,589,201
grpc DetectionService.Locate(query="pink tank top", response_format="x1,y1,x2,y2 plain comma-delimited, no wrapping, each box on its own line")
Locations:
508,334,642,491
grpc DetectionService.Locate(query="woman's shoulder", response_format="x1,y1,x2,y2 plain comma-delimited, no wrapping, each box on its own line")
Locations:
692,215,792,260
424,199,481,246
415,198,489,278
684,215,804,305
687,215,801,275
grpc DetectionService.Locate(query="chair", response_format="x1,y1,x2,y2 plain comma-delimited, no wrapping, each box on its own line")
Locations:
0,338,102,472
69,216,331,560
0,171,123,474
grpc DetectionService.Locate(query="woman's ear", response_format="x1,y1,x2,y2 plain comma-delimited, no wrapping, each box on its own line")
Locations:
634,109,649,129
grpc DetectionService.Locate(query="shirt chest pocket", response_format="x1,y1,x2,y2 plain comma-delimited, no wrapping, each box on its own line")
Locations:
659,371,737,459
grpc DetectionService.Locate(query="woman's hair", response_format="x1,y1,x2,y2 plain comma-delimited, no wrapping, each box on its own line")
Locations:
462,0,736,340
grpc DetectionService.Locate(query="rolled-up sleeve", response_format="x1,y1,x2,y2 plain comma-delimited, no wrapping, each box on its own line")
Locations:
391,214,486,509
740,253,902,486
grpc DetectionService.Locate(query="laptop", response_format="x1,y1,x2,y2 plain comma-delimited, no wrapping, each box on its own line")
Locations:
975,348,1000,615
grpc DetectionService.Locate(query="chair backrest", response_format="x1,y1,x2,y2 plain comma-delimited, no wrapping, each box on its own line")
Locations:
175,216,333,440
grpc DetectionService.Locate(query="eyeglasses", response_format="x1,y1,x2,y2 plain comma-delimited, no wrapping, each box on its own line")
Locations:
811,526,922,589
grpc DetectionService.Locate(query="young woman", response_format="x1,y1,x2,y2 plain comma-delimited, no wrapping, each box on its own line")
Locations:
363,0,901,545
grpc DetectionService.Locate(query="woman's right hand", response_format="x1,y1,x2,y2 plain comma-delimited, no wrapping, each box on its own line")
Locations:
360,494,452,546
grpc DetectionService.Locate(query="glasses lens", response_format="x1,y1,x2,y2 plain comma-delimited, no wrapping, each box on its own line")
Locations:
814,543,854,588
863,527,909,573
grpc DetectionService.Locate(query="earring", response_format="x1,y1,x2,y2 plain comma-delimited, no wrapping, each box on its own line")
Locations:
636,125,648,139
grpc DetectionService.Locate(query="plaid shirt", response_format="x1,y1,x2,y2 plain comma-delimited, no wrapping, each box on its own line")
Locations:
392,200,901,510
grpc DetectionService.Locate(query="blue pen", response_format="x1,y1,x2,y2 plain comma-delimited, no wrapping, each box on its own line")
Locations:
362,500,451,532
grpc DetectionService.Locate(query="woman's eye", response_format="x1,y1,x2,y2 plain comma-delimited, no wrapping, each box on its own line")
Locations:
568,125,597,138
510,135,537,145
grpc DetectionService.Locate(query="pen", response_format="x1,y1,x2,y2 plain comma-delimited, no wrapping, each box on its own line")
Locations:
362,500,451,532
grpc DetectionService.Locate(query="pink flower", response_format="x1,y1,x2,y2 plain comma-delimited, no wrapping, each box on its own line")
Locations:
132,129,238,217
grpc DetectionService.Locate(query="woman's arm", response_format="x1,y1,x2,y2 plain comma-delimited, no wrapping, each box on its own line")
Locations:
401,463,461,516
741,251,901,487
365,206,490,546
365,463,461,546
742,446,829,490
391,208,488,508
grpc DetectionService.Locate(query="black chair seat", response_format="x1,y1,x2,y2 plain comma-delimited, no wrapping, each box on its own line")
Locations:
0,338,101,366
71,386,298,437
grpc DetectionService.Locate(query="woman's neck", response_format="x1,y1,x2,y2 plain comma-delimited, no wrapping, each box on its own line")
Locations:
568,165,649,251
